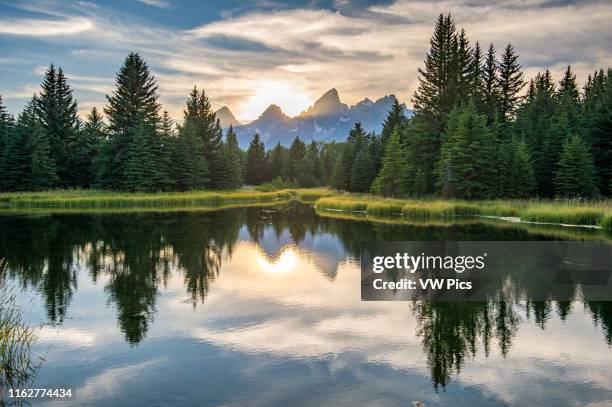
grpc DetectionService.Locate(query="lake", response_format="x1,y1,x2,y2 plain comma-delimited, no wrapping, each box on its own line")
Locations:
1,202,611,406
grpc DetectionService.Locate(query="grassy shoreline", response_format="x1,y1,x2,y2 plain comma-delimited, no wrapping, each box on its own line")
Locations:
314,194,612,230
0,188,332,209
1,188,610,231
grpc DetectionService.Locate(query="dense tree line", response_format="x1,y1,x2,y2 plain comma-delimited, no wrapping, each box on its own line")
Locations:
359,14,610,199
0,15,610,198
0,53,338,192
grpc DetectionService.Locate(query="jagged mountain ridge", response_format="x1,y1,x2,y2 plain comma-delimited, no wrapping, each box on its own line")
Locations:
215,106,241,128
218,88,412,148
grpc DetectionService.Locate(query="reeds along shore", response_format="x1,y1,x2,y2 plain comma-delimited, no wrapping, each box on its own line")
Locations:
0,188,610,231
314,195,612,229
0,188,333,209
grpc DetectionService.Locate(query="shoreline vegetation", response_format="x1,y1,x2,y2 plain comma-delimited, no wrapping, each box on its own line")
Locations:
1,188,610,232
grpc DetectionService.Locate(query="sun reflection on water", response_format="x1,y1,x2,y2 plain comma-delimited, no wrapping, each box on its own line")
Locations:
256,244,298,273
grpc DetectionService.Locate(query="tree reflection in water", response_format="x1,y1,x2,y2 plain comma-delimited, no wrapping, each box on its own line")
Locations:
0,203,610,388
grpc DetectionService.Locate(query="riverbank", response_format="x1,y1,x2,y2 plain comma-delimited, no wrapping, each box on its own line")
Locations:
1,188,610,232
0,188,332,210
313,195,612,230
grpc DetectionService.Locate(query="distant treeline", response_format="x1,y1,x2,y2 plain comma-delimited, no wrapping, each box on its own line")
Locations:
0,14,610,198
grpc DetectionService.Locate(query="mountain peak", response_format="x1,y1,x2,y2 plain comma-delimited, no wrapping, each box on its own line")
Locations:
215,106,241,128
299,88,348,118
258,104,289,122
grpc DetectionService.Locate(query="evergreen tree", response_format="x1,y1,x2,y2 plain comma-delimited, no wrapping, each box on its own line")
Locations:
123,119,157,192
350,148,373,193
406,14,460,195
380,97,408,147
155,110,175,191
269,142,286,181
286,137,306,183
172,122,208,191
300,141,322,187
372,129,406,197
221,125,243,189
330,146,349,190
183,86,224,188
436,104,496,199
0,95,15,188
454,28,474,106
78,107,106,188
481,43,500,124
1,100,57,191
470,41,485,111
583,69,612,195
499,137,536,198
515,70,558,196
554,135,598,198
0,95,13,151
103,52,161,189
413,14,458,122
497,44,525,123
34,65,80,187
246,133,267,185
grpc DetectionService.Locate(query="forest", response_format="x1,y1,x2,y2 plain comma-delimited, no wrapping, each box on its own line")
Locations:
0,14,610,199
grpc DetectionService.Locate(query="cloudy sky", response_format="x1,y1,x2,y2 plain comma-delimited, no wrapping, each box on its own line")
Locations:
0,0,610,122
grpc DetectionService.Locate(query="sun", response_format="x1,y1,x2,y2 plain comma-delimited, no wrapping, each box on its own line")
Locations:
239,80,312,121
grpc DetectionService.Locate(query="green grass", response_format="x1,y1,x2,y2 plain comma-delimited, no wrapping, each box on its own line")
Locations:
2,188,610,229
1,260,40,401
602,214,612,231
0,188,332,210
314,193,612,228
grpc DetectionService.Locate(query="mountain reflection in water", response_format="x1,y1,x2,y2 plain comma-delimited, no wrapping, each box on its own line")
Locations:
0,202,610,406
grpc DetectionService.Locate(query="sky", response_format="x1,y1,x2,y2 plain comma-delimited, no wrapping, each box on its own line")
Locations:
0,0,611,122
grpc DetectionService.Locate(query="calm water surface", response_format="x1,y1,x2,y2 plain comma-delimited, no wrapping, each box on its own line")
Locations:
1,203,611,406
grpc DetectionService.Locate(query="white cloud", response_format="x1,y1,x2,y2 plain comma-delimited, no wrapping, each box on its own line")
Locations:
0,16,94,36
1,0,610,121
135,0,172,9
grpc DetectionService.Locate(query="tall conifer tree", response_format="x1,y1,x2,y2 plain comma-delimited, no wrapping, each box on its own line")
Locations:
103,52,162,189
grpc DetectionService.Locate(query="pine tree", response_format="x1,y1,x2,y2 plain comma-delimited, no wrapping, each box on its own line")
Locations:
1,100,57,190
554,66,582,144
497,44,525,123
350,148,373,193
470,41,485,111
300,141,322,187
413,14,458,122
501,137,536,198
436,104,496,199
554,135,598,198
78,107,106,188
330,146,349,190
380,97,408,147
221,125,243,189
372,129,406,197
123,119,157,192
0,95,13,151
34,65,80,187
583,69,612,195
246,133,267,185
454,28,474,106
155,110,174,191
514,70,558,196
184,86,224,188
103,52,161,189
481,43,500,124
269,142,286,181
286,137,306,183
406,14,460,195
0,95,15,189
172,122,208,191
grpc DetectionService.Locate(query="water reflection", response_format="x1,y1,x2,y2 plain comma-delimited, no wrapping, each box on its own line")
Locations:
0,202,611,399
